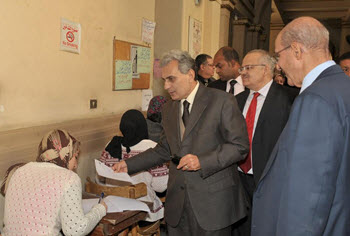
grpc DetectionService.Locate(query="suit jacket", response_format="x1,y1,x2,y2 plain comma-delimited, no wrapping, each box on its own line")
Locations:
235,81,296,184
208,78,227,91
197,74,215,86
126,84,249,230
252,65,350,236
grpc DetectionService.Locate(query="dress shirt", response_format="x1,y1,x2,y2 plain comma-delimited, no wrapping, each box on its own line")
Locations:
240,80,273,174
225,76,245,95
300,60,335,94
181,81,199,115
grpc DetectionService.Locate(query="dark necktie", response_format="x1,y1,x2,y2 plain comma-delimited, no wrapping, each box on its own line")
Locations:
182,100,190,127
239,92,260,173
229,80,237,94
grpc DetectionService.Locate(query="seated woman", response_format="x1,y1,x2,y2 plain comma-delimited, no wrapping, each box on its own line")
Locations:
146,95,167,143
100,109,168,222
2,129,107,236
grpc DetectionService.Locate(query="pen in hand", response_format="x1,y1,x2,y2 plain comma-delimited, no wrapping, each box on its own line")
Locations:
98,192,104,203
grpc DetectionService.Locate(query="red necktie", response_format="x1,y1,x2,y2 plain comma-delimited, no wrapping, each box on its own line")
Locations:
239,92,260,173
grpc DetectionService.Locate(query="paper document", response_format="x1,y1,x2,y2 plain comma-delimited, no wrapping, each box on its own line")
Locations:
82,196,150,214
95,159,134,183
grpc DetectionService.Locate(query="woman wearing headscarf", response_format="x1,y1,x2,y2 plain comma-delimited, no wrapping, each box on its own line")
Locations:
2,129,107,236
146,96,167,143
100,109,168,222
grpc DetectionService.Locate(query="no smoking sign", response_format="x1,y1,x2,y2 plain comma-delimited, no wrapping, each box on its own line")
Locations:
60,18,81,54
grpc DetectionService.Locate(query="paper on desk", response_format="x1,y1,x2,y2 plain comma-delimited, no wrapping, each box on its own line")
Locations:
82,196,150,214
95,159,134,183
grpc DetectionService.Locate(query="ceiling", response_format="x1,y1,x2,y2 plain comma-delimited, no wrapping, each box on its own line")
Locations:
271,0,350,24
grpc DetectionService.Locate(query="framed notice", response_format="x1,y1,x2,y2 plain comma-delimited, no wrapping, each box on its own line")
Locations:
188,17,202,58
113,39,151,90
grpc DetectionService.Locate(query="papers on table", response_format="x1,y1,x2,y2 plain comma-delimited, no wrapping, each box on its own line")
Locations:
82,196,150,214
95,159,134,183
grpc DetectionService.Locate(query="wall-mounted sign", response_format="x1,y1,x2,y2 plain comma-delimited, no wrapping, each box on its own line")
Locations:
60,18,81,54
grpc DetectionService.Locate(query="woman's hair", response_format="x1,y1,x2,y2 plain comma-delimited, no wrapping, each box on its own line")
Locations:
147,96,167,123
105,109,148,159
36,129,80,169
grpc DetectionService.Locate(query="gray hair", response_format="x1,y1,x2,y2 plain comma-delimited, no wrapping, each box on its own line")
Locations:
160,49,195,74
246,49,276,75
281,17,329,52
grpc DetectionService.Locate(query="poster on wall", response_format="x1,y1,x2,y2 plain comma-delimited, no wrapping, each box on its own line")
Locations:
142,18,156,44
60,18,81,54
115,60,132,90
188,17,202,58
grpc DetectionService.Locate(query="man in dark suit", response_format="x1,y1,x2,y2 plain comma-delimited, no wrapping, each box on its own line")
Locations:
252,17,350,236
113,49,249,235
195,54,215,86
208,47,245,95
233,49,296,236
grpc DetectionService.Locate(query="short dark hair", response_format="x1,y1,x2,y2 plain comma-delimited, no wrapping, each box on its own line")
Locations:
195,54,211,72
218,46,240,63
337,51,350,64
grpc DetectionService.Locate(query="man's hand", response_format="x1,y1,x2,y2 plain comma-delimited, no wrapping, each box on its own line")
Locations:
112,160,128,173
177,154,201,171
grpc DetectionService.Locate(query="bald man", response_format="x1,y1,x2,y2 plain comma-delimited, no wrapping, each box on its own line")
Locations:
252,17,350,236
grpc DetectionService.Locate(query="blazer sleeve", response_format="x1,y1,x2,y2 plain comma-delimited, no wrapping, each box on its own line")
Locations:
126,131,171,175
199,95,249,178
276,93,343,236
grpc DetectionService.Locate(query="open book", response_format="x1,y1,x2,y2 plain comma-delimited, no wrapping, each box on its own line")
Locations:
82,195,150,214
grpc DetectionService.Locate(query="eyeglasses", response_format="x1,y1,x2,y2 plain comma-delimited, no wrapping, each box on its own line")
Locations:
342,66,349,73
238,64,266,74
273,45,291,61
205,63,215,67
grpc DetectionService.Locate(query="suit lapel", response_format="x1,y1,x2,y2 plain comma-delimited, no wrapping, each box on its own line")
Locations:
167,100,182,148
183,84,208,140
236,90,249,112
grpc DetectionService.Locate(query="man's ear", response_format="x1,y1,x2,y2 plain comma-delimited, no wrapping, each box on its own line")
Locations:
200,64,205,71
291,42,303,60
188,69,195,80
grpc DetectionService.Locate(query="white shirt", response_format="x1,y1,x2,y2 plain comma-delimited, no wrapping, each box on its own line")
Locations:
300,60,335,93
225,76,245,96
181,81,199,115
239,80,273,174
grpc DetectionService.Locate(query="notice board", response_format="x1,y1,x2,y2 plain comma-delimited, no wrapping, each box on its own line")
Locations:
113,39,151,90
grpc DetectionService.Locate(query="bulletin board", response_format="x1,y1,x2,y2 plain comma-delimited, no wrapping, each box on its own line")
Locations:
113,39,151,90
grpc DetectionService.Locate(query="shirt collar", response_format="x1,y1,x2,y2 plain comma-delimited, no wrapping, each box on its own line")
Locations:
228,75,243,86
249,79,273,98
181,81,199,105
300,60,335,93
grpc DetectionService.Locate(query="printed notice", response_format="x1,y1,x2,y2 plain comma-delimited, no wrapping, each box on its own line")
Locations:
60,18,81,54
137,46,151,73
142,18,156,44
115,60,132,90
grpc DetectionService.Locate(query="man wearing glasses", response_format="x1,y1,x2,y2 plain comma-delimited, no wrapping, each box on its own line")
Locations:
252,17,350,236
208,46,245,96
195,54,215,86
232,49,296,236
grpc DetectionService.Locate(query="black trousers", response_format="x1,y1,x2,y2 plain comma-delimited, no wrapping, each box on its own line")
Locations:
167,191,231,236
231,172,255,236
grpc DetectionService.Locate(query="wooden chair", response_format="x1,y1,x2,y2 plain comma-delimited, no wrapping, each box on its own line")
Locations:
85,177,147,199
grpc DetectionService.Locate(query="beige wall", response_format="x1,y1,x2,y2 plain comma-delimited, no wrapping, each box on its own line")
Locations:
181,0,221,57
0,0,155,131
